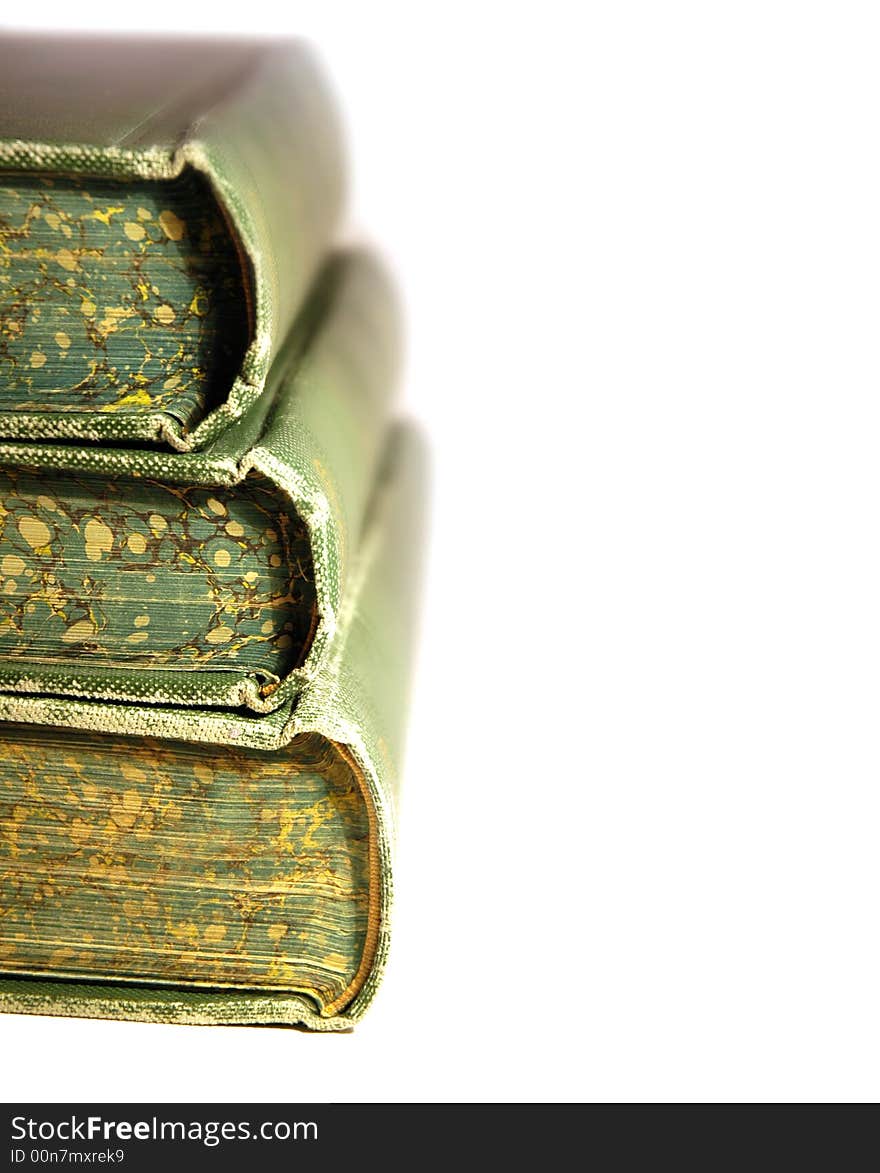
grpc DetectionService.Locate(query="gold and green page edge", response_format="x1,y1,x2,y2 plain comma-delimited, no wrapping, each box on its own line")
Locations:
0,670,395,1028
0,465,319,711
0,422,425,1029
0,149,277,454
0,728,382,1023
0,168,252,439
0,449,327,715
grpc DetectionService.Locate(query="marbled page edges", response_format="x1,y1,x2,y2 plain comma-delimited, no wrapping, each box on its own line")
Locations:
0,728,374,1014
0,169,249,428
0,470,316,687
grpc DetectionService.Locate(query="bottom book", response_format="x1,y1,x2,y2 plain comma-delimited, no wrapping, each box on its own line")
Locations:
0,423,426,1030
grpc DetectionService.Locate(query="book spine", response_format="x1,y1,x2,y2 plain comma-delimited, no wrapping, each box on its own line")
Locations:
182,45,347,450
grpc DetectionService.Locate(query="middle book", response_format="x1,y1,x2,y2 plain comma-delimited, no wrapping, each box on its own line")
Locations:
0,252,399,712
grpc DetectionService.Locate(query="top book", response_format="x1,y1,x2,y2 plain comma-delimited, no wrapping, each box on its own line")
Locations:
0,34,345,450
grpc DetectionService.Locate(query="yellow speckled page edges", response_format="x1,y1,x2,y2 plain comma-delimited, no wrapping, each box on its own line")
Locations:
0,170,249,431
0,468,317,695
0,726,378,1017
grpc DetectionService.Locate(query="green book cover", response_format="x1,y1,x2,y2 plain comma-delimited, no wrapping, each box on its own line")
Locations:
0,422,426,1029
0,34,345,451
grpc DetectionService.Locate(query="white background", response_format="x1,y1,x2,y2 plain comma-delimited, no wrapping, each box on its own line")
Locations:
1,1,879,1102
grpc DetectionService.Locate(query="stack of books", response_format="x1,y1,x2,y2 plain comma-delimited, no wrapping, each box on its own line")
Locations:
0,34,424,1030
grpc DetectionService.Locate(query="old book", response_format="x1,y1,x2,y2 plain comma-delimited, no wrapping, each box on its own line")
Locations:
0,422,425,1029
0,249,400,711
0,33,344,450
